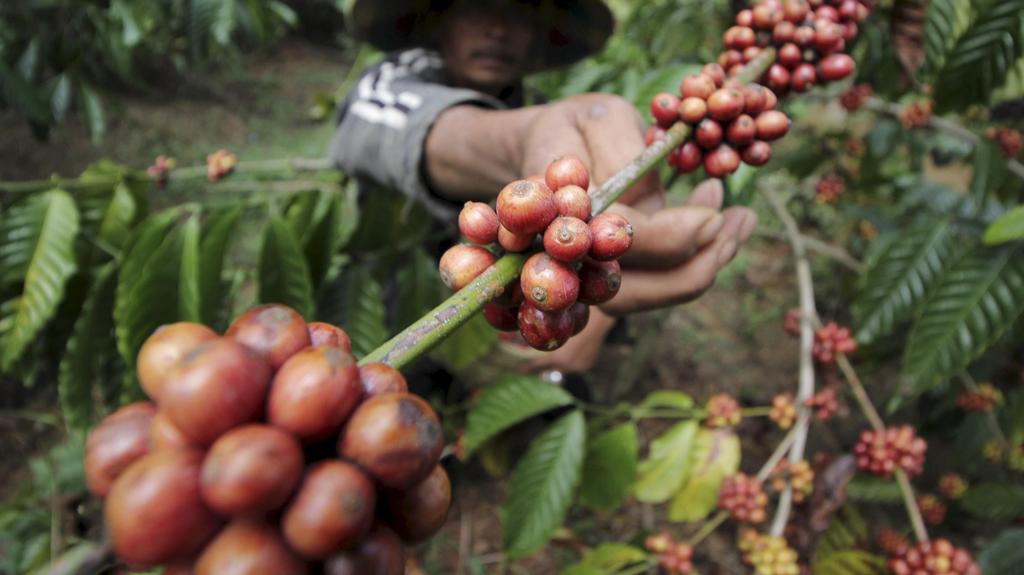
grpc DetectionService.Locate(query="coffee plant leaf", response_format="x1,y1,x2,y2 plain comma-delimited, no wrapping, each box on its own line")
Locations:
58,262,117,432
328,264,387,358
394,247,443,330
853,219,956,343
933,0,1024,112
578,422,638,511
177,213,201,322
258,215,315,319
429,313,497,372
922,0,973,79
638,390,695,411
502,409,585,559
969,139,1011,206
903,244,1024,394
816,506,871,561
94,183,138,256
844,476,904,503
198,206,242,330
634,420,698,504
463,375,574,456
303,185,359,291
979,528,1024,575
961,483,1024,521
811,550,887,575
667,428,741,522
984,205,1024,245
0,190,79,371
561,543,647,575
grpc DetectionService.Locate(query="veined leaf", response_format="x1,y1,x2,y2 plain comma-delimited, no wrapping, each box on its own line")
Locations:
984,206,1024,245
199,207,242,330
94,183,137,255
1,190,79,370
922,0,973,79
667,428,740,522
853,220,957,343
845,476,903,503
394,247,443,330
561,544,647,575
578,423,638,511
429,314,498,371
961,483,1024,520
178,214,201,322
634,421,698,504
502,410,585,559
329,264,387,358
58,263,118,432
903,244,1024,393
970,139,1010,207
812,550,887,575
464,375,574,456
258,216,314,319
979,528,1024,575
816,506,871,561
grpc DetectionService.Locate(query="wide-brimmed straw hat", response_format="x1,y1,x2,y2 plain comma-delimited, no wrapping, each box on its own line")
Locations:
345,0,614,71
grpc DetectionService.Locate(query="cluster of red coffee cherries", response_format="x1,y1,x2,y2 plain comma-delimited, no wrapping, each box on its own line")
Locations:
206,149,238,182
985,127,1023,158
85,304,449,574
899,100,933,129
887,539,980,575
840,84,872,111
812,321,857,364
645,532,695,574
769,393,796,429
770,459,814,502
916,493,947,526
147,154,176,188
444,156,630,351
938,472,967,500
705,393,743,428
956,382,1003,412
854,425,927,478
718,473,769,523
814,173,845,203
804,387,840,420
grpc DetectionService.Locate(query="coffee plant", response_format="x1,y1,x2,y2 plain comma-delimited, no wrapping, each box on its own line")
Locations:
3,0,1024,573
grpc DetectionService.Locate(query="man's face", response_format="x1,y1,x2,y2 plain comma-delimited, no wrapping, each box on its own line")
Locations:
438,1,536,94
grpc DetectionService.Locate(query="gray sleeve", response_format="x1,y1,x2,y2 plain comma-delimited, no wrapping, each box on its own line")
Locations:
327,60,504,221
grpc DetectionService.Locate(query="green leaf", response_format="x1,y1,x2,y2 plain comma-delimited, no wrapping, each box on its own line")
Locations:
933,0,1024,112
985,205,1024,245
330,265,388,358
853,220,957,343
812,551,887,575
979,528,1024,575
578,423,638,511
258,216,314,319
903,245,1024,393
667,428,741,522
80,84,106,143
561,544,648,575
922,0,973,79
464,375,575,456
969,139,1010,206
502,410,586,559
0,190,79,370
845,476,903,503
50,74,72,124
634,421,698,504
199,207,242,330
816,506,871,561
961,483,1024,520
394,247,444,329
638,390,695,411
429,313,498,371
58,263,118,432
95,183,138,253
177,213,201,322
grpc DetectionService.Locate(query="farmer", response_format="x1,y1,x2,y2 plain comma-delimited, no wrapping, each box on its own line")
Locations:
329,0,757,374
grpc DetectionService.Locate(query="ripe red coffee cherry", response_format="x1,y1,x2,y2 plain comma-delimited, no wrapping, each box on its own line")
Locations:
783,0,810,22
819,53,855,81
735,8,753,27
282,460,376,558
498,224,534,252
752,3,782,28
458,201,500,245
773,21,796,44
763,87,779,110
680,73,716,100
553,185,592,221
384,464,452,542
718,50,744,70
324,524,405,575
726,26,757,50
695,118,724,149
137,322,218,403
545,155,590,192
756,110,791,141
483,302,520,331
815,5,839,21
588,212,634,261
741,46,762,64
201,424,304,516
195,520,308,575
842,21,859,41
702,63,726,87
86,402,155,498
150,411,193,451
338,392,444,489
307,322,352,352
679,97,708,124
644,125,667,146
791,63,817,92
569,302,591,335
704,145,741,178
162,338,271,447
765,63,791,93
227,304,310,371
778,43,802,68
543,216,593,263
358,362,409,397
496,179,558,235
814,20,844,52
741,141,774,166
676,141,704,174
651,92,681,127
742,84,771,115
268,346,362,442
708,89,744,122
517,302,575,351
105,450,220,567
727,115,757,147
521,252,580,311
793,25,816,47
439,244,495,290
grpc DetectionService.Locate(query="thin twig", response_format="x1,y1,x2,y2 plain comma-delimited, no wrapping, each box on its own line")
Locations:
896,470,930,543
755,228,864,272
834,355,885,431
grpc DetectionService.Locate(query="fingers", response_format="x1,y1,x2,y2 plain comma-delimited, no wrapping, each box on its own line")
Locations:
599,206,758,316
609,203,725,269
687,179,724,209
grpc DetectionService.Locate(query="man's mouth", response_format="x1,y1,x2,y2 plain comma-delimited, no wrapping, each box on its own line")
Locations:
471,48,514,67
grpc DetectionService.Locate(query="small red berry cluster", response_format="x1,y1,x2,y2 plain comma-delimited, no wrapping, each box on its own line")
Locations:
770,459,814,502
718,473,769,523
147,155,176,188
206,149,238,182
854,425,927,478
812,321,857,364
916,493,946,526
705,393,742,428
804,387,840,420
644,533,694,574
814,173,845,203
770,393,796,429
840,83,872,111
444,156,631,351
783,307,803,336
937,472,967,500
955,382,1003,412
875,528,909,556
724,0,864,96
739,530,800,575
985,127,1023,158
899,100,933,129
887,539,980,575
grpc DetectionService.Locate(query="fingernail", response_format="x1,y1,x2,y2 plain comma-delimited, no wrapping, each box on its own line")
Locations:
697,213,725,245
717,239,738,266
739,212,758,240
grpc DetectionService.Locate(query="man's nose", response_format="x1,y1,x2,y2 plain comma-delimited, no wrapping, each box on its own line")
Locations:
482,19,510,40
